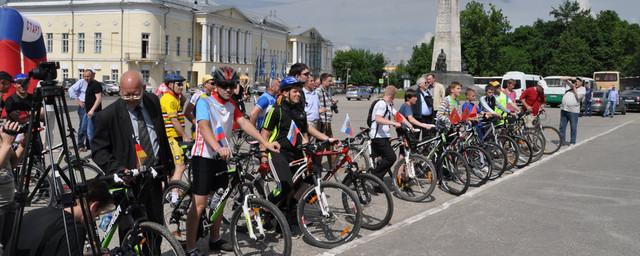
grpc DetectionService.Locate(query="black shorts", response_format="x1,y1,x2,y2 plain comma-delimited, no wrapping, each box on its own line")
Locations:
191,156,228,196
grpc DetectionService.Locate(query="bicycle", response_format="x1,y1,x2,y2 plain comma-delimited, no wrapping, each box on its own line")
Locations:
97,166,185,255
162,152,292,256
527,109,562,155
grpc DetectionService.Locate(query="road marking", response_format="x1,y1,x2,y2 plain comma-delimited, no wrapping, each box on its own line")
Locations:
317,119,637,256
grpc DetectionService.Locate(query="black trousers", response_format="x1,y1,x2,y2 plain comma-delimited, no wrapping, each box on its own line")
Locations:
370,138,396,180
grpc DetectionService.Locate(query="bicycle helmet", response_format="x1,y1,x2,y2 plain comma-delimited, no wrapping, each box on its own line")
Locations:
13,73,27,82
212,66,239,86
164,73,186,83
279,76,303,91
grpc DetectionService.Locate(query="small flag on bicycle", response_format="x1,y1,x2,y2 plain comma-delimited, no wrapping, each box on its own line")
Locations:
449,108,461,125
340,114,353,137
214,122,226,147
469,105,478,119
287,121,300,145
134,143,147,168
461,107,469,121
394,112,405,123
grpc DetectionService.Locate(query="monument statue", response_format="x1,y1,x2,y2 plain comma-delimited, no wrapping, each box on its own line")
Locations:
435,49,447,72
431,0,461,72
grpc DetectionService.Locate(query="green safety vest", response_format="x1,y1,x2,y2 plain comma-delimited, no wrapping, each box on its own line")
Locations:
495,93,507,116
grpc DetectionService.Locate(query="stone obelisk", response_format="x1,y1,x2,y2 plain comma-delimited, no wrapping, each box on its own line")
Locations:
430,0,462,72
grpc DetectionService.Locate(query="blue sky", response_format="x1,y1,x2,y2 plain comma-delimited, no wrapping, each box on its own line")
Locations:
213,0,640,64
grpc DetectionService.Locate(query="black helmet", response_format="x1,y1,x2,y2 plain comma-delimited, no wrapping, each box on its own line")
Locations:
212,66,239,86
164,73,186,83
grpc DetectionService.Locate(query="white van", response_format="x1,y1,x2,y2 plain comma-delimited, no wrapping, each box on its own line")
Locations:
543,76,594,107
500,71,547,101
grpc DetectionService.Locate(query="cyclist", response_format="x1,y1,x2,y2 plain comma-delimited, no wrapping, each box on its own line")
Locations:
260,76,337,212
160,74,192,202
184,75,215,137
185,67,279,255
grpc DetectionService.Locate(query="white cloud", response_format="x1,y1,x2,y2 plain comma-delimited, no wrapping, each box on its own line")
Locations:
336,45,352,52
418,32,434,45
577,0,591,11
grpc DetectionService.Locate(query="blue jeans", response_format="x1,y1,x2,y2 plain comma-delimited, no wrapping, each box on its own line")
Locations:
583,99,592,116
86,115,95,148
77,107,88,147
603,101,616,117
559,110,579,145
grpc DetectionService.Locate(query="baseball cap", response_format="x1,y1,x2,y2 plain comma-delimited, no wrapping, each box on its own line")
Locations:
201,74,214,84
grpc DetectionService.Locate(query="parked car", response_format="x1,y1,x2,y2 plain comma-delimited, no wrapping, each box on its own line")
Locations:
590,90,626,115
346,86,371,101
102,80,120,96
620,89,640,112
62,78,77,91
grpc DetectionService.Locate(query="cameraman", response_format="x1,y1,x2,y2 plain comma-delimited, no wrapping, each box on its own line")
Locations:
316,73,338,169
15,179,113,256
0,121,20,251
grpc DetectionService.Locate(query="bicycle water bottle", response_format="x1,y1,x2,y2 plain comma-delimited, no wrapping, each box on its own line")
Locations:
209,188,224,210
98,213,113,231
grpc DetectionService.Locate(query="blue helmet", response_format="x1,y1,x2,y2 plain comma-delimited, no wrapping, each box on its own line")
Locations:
164,73,186,83
279,76,303,91
13,73,27,82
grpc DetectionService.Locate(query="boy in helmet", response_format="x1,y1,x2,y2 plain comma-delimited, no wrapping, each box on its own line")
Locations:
160,74,192,199
185,67,279,254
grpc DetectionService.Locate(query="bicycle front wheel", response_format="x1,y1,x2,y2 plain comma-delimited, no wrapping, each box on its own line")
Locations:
391,154,437,202
439,150,470,196
542,126,562,154
120,221,186,256
483,142,508,180
525,130,545,163
342,173,394,230
461,146,493,187
230,197,292,256
297,181,362,248
497,135,519,170
513,136,533,168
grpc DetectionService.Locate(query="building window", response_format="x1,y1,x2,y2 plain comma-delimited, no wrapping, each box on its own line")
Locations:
176,70,181,76
62,69,68,79
62,33,69,53
111,69,119,81
141,70,150,84
164,35,169,55
176,37,181,56
78,69,84,79
95,33,102,53
187,38,192,57
46,33,53,53
78,33,85,53
141,33,150,59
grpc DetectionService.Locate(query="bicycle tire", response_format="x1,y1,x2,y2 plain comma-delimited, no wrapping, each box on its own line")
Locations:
120,221,186,256
161,180,191,243
497,135,519,170
230,197,292,256
49,163,104,206
512,135,533,168
462,146,493,187
525,130,545,163
342,173,394,230
390,154,437,202
483,142,508,180
439,150,470,196
541,126,562,154
297,181,362,248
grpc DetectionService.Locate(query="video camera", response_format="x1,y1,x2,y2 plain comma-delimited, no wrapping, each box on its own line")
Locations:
29,61,59,84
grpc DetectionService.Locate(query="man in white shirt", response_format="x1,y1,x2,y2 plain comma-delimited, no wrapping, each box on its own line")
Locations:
559,77,586,146
303,75,320,128
370,86,413,180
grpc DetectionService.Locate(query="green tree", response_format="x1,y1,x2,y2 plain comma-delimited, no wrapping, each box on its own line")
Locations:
406,39,434,80
332,49,386,85
546,32,596,76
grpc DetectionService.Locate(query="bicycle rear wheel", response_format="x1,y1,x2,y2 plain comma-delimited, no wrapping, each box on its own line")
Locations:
483,142,508,180
297,181,362,248
230,197,292,256
513,136,533,168
120,221,185,255
462,146,492,187
161,180,191,243
439,150,470,196
497,135,519,170
391,154,437,202
525,130,545,162
541,126,562,154
342,173,394,230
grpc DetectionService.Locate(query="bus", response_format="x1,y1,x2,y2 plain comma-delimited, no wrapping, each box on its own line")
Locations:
593,71,620,91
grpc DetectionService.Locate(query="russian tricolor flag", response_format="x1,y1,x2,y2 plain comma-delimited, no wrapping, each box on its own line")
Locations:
214,122,226,147
287,121,300,145
340,114,353,137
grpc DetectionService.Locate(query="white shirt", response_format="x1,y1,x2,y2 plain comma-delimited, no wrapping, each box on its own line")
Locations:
369,100,398,139
303,87,320,122
561,87,586,113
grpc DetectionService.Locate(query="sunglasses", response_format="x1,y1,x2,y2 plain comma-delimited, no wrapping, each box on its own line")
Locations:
302,72,310,76
177,83,184,87
217,82,235,90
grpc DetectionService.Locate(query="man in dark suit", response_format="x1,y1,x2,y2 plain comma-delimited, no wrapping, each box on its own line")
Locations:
91,70,174,234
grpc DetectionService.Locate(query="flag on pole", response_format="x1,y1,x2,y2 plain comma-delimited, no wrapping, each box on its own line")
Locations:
340,114,353,137
449,108,461,125
287,121,300,145
469,105,478,119
461,107,470,121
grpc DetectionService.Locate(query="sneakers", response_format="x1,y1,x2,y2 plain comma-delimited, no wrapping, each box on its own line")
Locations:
209,239,233,252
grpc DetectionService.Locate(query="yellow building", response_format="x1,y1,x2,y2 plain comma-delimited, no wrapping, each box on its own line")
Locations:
3,0,330,89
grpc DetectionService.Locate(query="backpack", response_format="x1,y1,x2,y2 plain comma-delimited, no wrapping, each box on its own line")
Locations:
366,99,389,127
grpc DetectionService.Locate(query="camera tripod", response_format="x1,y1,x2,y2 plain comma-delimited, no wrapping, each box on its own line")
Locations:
5,62,102,256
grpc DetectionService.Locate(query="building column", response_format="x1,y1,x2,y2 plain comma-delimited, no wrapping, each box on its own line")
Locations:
200,23,209,62
291,40,297,64
211,24,218,62
228,28,235,63
247,32,253,64
220,27,227,63
239,30,245,64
